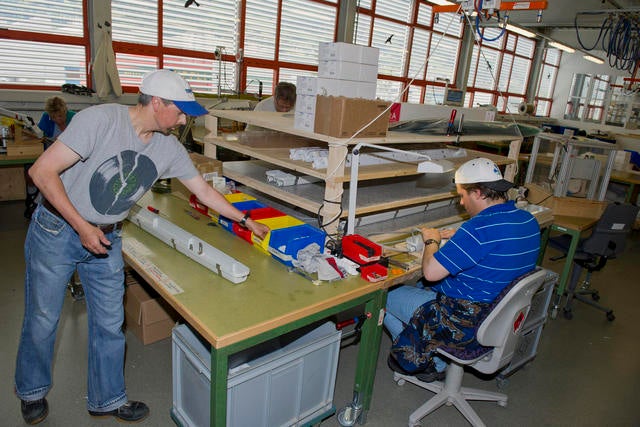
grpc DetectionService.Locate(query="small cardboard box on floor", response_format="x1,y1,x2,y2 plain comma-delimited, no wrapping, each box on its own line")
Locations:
314,95,390,138
124,270,179,345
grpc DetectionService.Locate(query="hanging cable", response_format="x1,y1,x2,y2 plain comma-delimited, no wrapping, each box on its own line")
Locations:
575,10,640,72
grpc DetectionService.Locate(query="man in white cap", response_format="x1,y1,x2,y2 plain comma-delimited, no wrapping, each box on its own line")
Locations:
384,157,540,381
15,69,268,424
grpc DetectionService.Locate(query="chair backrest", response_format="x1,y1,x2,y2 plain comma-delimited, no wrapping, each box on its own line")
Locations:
473,268,549,374
582,203,639,257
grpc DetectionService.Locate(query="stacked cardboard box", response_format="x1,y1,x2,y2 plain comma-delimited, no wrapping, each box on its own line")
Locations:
295,42,380,133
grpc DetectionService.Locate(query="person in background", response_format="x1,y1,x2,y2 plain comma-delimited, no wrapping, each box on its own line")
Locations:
253,81,296,113
14,69,269,425
384,158,540,382
38,96,75,147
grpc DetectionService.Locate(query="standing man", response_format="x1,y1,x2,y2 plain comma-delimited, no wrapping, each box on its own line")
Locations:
15,69,269,425
384,158,540,380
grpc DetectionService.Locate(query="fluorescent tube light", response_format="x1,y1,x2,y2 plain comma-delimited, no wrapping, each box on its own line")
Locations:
505,24,536,38
429,0,455,5
548,41,575,53
584,55,604,64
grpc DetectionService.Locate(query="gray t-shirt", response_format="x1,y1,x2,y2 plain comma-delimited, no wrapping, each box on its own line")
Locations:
58,103,197,224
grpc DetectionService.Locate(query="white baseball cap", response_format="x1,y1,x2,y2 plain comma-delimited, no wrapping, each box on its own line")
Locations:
454,157,513,192
140,69,208,116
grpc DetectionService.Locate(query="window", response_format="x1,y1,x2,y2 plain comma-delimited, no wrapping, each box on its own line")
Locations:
467,28,535,112
356,1,464,104
0,0,88,89
534,48,560,116
111,0,337,95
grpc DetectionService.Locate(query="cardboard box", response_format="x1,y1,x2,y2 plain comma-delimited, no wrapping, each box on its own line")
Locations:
171,152,223,199
314,96,390,138
124,277,178,345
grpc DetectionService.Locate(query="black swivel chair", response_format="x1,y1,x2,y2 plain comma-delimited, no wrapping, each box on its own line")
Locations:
548,202,638,321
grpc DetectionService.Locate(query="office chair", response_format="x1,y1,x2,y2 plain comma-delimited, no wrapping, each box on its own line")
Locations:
548,202,638,321
393,268,548,427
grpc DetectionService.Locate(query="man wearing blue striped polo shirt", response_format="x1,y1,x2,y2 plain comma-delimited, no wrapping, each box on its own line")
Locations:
385,158,540,381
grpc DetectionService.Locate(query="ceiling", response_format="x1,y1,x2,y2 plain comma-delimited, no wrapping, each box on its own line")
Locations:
503,0,640,54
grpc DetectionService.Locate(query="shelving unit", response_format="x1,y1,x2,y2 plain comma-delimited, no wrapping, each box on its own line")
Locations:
204,110,522,235
524,133,619,201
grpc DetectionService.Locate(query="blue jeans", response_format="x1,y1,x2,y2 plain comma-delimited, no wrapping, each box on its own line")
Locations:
384,285,447,373
15,204,128,412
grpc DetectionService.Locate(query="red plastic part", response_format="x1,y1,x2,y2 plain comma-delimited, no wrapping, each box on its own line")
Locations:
341,234,382,265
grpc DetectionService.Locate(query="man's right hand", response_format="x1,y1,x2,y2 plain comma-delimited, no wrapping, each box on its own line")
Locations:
77,223,112,255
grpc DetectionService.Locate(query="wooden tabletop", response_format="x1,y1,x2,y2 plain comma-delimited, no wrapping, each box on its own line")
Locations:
610,170,640,185
551,215,599,231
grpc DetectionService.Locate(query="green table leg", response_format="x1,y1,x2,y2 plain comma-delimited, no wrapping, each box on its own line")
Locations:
350,289,386,425
210,347,229,426
548,224,581,319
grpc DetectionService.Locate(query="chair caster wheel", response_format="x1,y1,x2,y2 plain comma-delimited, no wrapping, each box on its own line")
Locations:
497,399,508,407
563,309,573,320
592,292,600,301
606,311,615,321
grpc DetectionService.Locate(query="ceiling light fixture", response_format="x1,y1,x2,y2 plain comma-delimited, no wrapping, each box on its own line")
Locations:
505,24,536,38
583,55,604,64
548,41,575,53
428,0,455,5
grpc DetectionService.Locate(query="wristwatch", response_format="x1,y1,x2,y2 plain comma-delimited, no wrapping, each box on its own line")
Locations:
423,238,440,247
239,212,250,228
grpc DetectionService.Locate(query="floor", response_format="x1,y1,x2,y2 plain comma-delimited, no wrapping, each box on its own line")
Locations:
1,199,639,427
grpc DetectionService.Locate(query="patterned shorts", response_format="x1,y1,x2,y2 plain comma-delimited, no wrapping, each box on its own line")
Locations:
390,292,491,373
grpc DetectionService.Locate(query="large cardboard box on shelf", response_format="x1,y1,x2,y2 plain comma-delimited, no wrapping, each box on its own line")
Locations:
314,96,390,138
124,271,179,345
171,152,223,199
526,183,608,220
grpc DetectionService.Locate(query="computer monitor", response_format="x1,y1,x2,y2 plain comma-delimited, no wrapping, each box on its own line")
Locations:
444,88,465,106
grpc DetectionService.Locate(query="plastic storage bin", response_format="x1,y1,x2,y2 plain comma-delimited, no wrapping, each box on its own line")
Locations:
251,215,305,254
172,322,341,427
232,206,287,242
268,223,327,267
218,200,267,232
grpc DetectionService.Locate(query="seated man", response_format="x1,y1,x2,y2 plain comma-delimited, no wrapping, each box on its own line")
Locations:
253,81,296,113
384,158,541,381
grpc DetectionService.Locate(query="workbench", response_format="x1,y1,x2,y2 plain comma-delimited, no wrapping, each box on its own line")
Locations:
122,188,558,426
0,134,43,208
122,191,413,426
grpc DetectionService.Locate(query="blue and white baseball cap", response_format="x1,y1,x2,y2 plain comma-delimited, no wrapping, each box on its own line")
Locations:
140,69,208,116
454,157,513,192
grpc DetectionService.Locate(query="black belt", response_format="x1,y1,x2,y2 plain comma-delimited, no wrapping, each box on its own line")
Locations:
42,199,123,234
